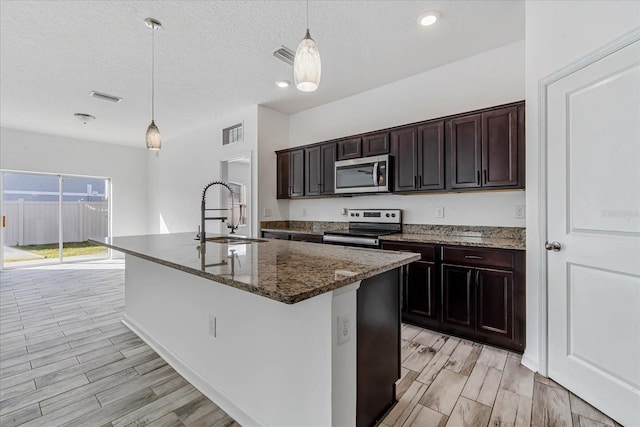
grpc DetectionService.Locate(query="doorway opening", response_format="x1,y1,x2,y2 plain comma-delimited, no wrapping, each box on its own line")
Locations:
1,171,111,269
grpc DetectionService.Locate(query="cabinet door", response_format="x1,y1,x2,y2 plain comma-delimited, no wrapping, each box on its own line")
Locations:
320,143,336,195
362,132,390,156
449,115,482,189
337,137,362,160
289,149,304,197
417,122,445,190
276,151,290,199
476,268,513,340
442,264,474,330
482,106,518,187
391,126,418,191
305,146,321,196
406,261,438,321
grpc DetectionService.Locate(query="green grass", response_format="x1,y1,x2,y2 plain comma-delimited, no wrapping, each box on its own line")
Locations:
12,241,107,260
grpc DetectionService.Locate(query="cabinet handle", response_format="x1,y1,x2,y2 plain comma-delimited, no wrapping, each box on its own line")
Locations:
414,176,418,189
476,170,480,185
483,170,487,184
419,175,423,188
465,255,484,260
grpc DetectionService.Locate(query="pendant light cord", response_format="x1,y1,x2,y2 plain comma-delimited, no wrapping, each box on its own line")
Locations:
306,0,309,31
151,23,155,121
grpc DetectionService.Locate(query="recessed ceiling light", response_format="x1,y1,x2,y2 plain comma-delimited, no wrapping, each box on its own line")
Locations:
275,80,290,88
74,113,95,124
418,11,440,27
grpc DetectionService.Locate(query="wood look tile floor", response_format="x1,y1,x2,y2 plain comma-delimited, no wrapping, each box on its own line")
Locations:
381,324,622,427
0,261,621,427
0,260,238,427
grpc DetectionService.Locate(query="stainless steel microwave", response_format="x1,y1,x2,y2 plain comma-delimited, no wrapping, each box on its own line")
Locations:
334,154,391,194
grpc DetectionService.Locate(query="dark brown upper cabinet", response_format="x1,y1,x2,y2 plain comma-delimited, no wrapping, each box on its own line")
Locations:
305,142,336,196
392,122,445,192
362,132,390,156
276,149,304,199
337,137,362,160
276,151,290,199
448,106,519,190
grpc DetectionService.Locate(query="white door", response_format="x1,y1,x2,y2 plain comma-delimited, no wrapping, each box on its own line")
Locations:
546,38,640,426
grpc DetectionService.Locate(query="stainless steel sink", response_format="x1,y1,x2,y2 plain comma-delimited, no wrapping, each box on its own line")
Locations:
203,236,267,244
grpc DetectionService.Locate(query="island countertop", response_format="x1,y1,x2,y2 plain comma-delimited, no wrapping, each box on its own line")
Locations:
90,232,419,304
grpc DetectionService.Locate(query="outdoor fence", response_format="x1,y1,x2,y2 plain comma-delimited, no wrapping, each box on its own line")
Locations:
3,200,108,246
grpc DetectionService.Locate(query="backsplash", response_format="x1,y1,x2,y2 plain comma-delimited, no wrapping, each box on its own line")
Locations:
402,224,525,240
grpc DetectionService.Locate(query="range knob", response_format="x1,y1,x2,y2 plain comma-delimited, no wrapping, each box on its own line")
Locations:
386,213,390,217
350,213,355,217
392,213,396,218
356,213,360,217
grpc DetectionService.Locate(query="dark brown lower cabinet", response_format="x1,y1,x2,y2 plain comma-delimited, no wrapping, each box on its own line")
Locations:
261,231,323,243
442,264,474,330
383,241,525,353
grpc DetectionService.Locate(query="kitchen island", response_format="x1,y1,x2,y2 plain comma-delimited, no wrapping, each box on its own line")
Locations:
90,232,419,427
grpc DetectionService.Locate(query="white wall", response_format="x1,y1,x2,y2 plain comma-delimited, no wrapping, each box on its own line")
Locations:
0,127,148,237
523,0,640,372
257,106,290,221
286,41,526,226
146,106,258,235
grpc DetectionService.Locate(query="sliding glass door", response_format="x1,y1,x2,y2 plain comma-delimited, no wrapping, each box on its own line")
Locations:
1,171,110,268
61,176,109,262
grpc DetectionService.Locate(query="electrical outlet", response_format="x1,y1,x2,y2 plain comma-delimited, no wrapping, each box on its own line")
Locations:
208,314,216,337
302,208,308,217
337,315,350,345
515,205,525,219
264,208,272,217
435,207,445,218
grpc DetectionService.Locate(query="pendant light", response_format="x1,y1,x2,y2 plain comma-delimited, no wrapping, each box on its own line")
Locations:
293,0,321,92
145,18,162,150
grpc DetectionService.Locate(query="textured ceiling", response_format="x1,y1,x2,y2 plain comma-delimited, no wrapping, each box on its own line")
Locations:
0,1,524,147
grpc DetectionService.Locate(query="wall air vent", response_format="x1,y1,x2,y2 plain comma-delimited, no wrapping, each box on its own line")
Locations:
90,91,122,103
273,45,295,66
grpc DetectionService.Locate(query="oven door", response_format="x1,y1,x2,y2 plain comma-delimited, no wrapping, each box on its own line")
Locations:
334,155,390,194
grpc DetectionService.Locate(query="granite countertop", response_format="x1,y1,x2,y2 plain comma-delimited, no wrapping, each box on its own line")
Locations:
90,232,419,305
380,233,525,250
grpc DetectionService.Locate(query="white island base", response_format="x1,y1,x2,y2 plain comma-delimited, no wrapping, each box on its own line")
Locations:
123,255,362,427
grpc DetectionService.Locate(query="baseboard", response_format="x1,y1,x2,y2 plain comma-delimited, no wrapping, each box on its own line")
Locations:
521,354,539,373
121,315,266,427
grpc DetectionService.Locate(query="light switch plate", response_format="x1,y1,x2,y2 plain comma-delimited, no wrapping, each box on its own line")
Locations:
515,205,525,219
435,207,445,218
264,208,272,217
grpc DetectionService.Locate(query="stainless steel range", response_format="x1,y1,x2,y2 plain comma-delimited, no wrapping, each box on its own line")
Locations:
323,209,402,248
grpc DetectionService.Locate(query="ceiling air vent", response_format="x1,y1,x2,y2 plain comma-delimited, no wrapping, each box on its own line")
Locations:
273,45,295,66
90,91,122,103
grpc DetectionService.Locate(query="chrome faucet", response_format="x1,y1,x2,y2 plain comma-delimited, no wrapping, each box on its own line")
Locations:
199,181,238,251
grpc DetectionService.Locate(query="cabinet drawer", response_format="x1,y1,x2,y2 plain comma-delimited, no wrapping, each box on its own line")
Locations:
442,246,513,269
382,242,436,262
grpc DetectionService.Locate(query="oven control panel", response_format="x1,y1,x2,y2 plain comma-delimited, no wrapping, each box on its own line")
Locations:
347,209,401,224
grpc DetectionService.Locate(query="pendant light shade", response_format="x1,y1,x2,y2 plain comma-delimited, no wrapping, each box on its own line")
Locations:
145,120,161,150
294,1,321,92
145,18,162,150
294,29,321,92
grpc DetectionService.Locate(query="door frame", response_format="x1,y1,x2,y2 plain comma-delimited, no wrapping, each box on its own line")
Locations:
536,27,640,377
